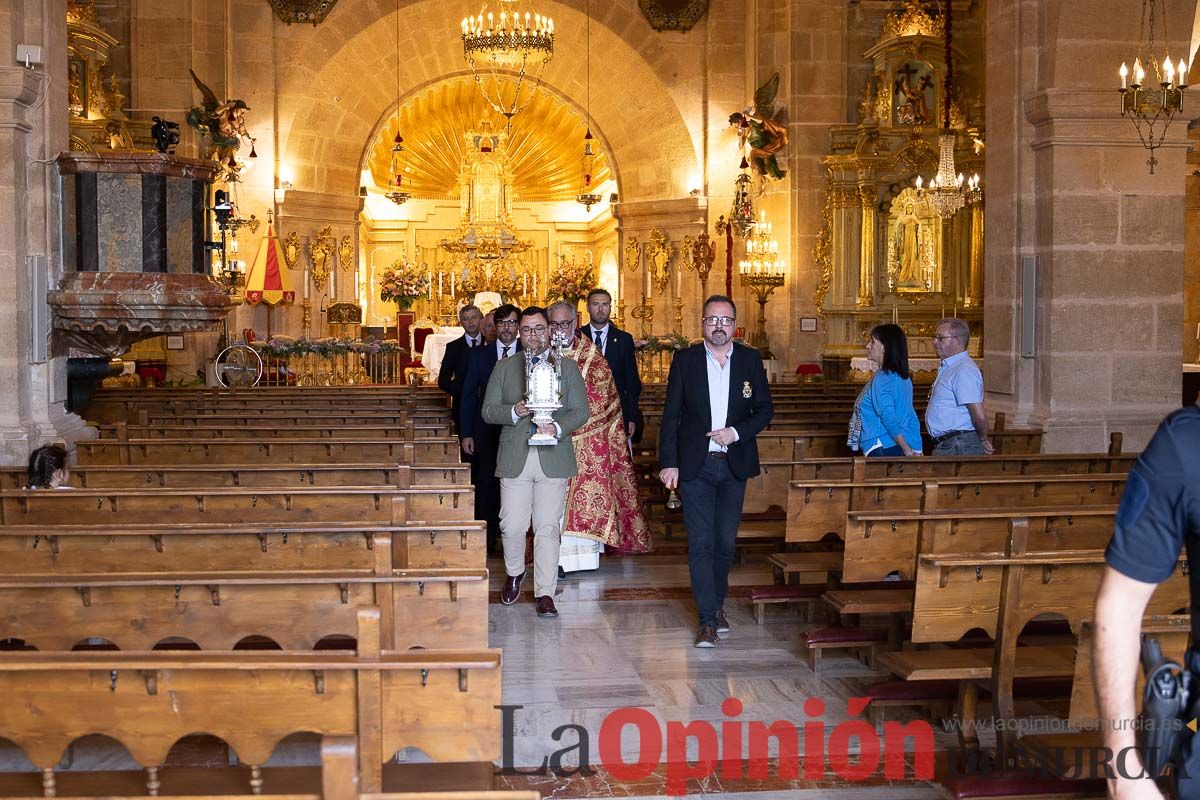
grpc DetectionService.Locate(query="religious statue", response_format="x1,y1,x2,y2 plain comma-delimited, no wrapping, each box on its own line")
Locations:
894,201,923,284
186,70,257,172
68,61,84,117
729,73,788,184
886,191,938,291
893,62,933,126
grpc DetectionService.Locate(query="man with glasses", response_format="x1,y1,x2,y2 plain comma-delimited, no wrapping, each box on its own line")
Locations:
460,305,521,554
437,304,485,434
927,317,993,456
483,306,589,618
658,295,774,647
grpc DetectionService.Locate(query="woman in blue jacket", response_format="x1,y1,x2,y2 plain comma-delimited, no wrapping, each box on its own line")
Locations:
847,324,922,457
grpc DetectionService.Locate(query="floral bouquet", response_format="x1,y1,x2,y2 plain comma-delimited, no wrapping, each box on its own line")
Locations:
378,258,431,309
546,255,597,306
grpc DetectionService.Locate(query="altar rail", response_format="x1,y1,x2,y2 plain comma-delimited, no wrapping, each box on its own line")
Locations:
259,351,410,387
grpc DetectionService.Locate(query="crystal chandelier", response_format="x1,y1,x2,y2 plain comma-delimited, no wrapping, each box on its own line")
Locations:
913,0,978,219
575,0,601,211
1117,0,1188,174
739,211,784,276
386,0,410,205
461,0,554,127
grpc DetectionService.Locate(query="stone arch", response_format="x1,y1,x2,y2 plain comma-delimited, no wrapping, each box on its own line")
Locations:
277,0,698,201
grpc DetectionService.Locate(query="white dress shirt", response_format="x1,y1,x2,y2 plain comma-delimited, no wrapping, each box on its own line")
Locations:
496,341,514,359
590,323,611,356
704,343,739,452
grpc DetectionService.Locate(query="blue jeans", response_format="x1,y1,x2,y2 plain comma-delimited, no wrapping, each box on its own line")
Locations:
679,454,747,627
932,431,984,456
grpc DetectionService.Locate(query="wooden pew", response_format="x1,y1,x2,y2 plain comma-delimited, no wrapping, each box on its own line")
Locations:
0,463,470,491
0,610,501,794
139,409,448,428
76,438,464,466
0,521,486,573
789,471,1127,543
0,485,473,526
97,421,451,441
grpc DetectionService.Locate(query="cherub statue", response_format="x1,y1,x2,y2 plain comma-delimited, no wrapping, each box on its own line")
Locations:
729,72,789,184
186,70,256,171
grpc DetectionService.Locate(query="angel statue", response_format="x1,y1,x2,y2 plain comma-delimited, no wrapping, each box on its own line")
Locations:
729,72,789,184
186,70,257,174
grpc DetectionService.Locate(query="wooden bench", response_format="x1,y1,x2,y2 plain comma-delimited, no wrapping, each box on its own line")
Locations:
0,462,470,490
97,421,451,441
768,550,844,584
0,485,474,526
77,437,465,466
748,583,826,624
0,609,500,793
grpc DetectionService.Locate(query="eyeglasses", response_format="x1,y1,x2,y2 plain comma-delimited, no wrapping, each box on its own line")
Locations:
932,335,958,342
496,320,518,328
702,316,736,327
548,319,574,328
519,325,548,335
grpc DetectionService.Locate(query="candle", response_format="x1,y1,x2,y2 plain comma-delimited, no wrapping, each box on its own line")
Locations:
1120,62,1128,89
892,303,898,324
647,269,653,300
304,266,310,299
533,271,538,299
450,271,456,298
330,273,336,301
953,304,957,318
523,273,528,296
438,271,443,298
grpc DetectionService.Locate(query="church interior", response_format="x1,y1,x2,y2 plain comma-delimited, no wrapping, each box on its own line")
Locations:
0,0,1198,797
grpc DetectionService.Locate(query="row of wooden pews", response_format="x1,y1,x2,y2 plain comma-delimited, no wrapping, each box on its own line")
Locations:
0,387,500,797
751,436,1191,800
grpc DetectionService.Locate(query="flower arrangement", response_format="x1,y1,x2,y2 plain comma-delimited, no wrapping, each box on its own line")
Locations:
254,336,408,359
378,258,431,309
546,255,597,306
636,333,691,353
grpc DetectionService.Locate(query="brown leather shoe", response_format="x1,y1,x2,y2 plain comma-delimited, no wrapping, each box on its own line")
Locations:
500,572,525,605
694,624,719,648
536,595,558,618
715,608,731,634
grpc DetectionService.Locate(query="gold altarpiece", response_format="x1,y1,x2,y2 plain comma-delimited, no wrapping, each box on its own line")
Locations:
815,0,984,378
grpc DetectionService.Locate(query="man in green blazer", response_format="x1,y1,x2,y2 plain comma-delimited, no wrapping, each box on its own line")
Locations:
483,306,590,618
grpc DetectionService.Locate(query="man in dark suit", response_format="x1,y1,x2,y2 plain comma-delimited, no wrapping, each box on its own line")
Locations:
437,304,484,433
658,295,774,648
459,304,521,555
579,288,642,438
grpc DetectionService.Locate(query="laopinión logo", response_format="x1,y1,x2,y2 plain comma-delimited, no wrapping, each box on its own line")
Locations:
497,697,936,795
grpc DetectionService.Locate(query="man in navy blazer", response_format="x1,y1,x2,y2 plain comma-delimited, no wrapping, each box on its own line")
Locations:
578,288,642,438
459,304,521,554
658,295,774,648
437,304,484,433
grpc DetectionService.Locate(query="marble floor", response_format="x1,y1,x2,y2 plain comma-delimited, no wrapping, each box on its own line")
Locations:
0,532,982,798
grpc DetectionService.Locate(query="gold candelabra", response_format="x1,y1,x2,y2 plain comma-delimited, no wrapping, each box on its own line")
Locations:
631,301,654,339
740,273,785,358
301,298,313,338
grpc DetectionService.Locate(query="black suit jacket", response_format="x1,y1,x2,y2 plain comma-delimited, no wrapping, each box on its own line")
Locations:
579,324,642,429
658,342,774,481
437,335,475,426
459,342,520,444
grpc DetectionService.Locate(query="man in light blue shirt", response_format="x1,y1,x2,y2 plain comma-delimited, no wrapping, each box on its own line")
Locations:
926,317,993,456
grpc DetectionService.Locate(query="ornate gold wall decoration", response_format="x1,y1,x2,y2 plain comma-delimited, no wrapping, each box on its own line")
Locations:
645,229,676,296
267,0,339,25
338,235,354,272
283,232,302,270
692,233,716,296
812,196,832,315
881,0,944,41
638,0,709,32
307,226,335,291
623,237,641,275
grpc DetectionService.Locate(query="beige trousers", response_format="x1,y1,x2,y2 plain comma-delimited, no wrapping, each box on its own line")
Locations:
500,450,569,599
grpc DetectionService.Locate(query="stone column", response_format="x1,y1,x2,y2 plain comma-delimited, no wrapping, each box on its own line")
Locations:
0,0,92,465
986,0,1189,451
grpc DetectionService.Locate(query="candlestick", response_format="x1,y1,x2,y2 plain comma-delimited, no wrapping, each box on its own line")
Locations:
533,271,538,300
676,263,682,297
893,303,898,324
330,272,336,301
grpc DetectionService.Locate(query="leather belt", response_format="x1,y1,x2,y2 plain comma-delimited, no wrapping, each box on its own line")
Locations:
707,451,728,459
932,430,976,445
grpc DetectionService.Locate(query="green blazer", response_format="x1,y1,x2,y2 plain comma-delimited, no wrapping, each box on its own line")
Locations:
481,351,589,479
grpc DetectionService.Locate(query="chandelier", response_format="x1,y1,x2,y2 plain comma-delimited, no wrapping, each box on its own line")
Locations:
739,211,784,276
575,0,601,211
461,0,554,127
913,0,978,219
1117,0,1188,173
386,0,410,205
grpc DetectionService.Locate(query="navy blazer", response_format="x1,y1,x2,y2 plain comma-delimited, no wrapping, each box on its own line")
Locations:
459,342,520,442
658,342,774,481
579,323,642,428
437,334,474,426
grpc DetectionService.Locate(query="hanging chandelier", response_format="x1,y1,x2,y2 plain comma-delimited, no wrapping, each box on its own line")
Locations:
739,211,785,276
1117,0,1188,174
913,0,978,219
575,0,601,211
386,0,410,205
727,172,756,237
461,0,554,128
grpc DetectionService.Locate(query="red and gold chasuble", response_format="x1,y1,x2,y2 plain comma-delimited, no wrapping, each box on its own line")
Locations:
561,336,652,554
